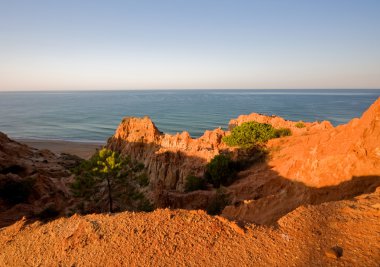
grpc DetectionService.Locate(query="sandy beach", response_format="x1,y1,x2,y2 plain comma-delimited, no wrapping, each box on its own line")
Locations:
17,139,104,159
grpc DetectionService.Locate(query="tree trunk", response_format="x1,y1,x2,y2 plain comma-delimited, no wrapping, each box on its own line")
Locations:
106,176,113,213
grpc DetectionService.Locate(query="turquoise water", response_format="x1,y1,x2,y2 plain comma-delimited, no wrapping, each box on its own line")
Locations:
0,90,379,142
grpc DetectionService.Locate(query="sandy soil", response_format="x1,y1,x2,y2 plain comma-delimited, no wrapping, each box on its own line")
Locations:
17,139,104,159
1,186,379,266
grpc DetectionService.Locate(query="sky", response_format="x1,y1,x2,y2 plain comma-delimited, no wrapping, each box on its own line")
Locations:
0,0,379,91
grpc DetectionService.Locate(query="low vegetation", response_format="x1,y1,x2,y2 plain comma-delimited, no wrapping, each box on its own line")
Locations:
71,148,153,213
185,175,207,192
274,127,292,137
206,187,231,215
135,173,150,187
295,122,306,128
222,121,291,148
205,154,237,187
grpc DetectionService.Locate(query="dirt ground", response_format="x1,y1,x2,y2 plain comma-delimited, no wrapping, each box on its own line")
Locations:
1,186,379,267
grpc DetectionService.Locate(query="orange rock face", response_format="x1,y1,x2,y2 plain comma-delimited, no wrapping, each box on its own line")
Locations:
107,98,380,221
269,97,380,187
222,97,380,224
0,132,78,228
107,116,229,191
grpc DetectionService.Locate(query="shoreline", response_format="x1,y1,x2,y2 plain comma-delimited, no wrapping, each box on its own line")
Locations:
17,138,105,159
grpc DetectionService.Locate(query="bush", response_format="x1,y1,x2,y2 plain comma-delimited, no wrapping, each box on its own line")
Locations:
185,175,206,192
0,178,34,205
295,122,305,128
135,173,149,187
223,121,292,148
205,155,237,187
223,122,276,148
71,148,151,213
133,162,145,172
274,128,291,138
206,188,230,215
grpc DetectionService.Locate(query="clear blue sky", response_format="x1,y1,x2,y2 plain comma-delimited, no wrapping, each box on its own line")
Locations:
1,0,379,90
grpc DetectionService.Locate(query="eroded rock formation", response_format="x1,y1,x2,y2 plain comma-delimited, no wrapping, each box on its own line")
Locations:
107,98,380,224
107,116,229,191
222,97,380,224
0,132,79,227
269,97,380,187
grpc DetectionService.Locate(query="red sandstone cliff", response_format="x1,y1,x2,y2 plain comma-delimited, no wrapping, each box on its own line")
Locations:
222,97,380,224
107,98,380,223
0,133,78,227
106,113,332,194
269,97,380,187
107,116,229,191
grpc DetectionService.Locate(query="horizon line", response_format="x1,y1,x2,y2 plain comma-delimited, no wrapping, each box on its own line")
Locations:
1,88,380,93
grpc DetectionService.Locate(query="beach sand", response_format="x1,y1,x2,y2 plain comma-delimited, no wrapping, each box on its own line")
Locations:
17,139,104,159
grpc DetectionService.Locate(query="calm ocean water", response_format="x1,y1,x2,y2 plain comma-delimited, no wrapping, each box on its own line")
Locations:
0,90,379,142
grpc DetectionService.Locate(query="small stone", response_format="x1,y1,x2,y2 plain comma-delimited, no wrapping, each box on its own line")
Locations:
325,246,343,259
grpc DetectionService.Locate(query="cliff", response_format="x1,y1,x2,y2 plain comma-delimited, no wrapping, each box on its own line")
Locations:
269,97,380,187
222,97,380,224
0,132,79,227
107,98,380,224
107,116,229,191
106,113,333,194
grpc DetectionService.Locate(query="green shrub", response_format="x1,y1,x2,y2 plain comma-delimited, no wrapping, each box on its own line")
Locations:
222,121,277,147
185,175,206,192
135,173,149,187
223,121,292,148
0,178,34,205
205,155,237,187
295,122,305,128
274,128,291,137
71,148,139,213
206,188,230,215
133,162,145,172
71,148,155,213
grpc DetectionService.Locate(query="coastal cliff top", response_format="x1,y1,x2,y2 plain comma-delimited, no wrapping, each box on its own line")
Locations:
1,186,379,266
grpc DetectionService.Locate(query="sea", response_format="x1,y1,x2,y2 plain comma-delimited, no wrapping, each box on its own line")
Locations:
0,89,379,142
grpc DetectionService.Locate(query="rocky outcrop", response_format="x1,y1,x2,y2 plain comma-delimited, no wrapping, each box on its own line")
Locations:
222,97,380,224
269,97,380,187
107,116,230,191
106,113,335,193
0,132,78,228
229,112,333,135
107,98,380,224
